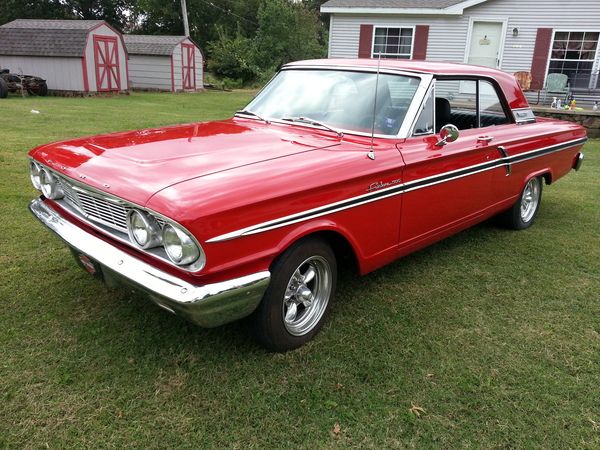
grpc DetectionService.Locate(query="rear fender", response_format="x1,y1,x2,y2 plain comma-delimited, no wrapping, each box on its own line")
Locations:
521,168,554,188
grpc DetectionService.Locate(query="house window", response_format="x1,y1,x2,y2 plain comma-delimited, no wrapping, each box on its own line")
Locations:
548,31,599,89
373,27,413,59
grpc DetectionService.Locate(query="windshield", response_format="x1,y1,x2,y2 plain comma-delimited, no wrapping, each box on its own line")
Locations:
243,69,421,136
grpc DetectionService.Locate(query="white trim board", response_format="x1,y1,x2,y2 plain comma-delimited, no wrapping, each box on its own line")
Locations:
321,0,489,16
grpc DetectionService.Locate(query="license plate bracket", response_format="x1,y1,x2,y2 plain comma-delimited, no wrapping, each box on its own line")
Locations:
71,249,104,280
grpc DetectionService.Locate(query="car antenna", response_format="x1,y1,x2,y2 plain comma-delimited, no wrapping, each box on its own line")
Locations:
368,52,382,161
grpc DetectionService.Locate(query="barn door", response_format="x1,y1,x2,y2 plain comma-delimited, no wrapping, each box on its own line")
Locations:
94,36,121,92
181,43,196,90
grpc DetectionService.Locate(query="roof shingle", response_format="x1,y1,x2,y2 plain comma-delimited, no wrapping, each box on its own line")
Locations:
123,35,187,56
0,19,105,57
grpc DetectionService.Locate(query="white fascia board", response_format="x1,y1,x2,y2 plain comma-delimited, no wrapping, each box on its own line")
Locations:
321,0,488,15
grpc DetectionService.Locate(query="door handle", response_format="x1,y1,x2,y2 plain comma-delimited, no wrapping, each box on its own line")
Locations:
477,136,494,143
497,145,511,176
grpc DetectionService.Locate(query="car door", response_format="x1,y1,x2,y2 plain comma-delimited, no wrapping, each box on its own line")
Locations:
397,78,511,252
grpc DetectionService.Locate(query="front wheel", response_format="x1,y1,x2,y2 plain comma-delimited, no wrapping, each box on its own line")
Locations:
499,176,543,230
253,237,337,352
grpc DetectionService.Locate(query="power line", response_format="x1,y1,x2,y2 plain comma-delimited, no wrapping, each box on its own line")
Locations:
195,0,259,27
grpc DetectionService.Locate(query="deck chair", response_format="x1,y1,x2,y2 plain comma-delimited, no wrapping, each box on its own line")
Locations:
543,73,570,105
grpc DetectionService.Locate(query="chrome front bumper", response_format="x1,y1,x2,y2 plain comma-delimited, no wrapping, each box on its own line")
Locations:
29,198,270,328
574,152,585,171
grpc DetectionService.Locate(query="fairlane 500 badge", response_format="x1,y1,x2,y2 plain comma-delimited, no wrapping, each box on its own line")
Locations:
367,178,402,192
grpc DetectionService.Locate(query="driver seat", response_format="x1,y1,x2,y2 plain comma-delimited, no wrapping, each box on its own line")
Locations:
435,97,451,133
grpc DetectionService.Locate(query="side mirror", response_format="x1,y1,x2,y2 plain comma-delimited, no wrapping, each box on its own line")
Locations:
435,124,459,146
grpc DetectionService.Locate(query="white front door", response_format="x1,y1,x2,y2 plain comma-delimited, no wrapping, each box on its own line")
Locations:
467,21,504,68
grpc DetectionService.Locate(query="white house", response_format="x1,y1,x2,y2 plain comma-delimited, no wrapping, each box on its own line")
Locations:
321,0,600,98
0,19,129,93
124,35,204,92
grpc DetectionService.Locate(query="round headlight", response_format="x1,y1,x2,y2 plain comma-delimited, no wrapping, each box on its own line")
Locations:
162,223,202,266
127,210,162,249
30,161,42,190
39,168,64,200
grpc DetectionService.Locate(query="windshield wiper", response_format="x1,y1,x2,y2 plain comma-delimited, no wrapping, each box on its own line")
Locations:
235,110,270,124
281,116,344,138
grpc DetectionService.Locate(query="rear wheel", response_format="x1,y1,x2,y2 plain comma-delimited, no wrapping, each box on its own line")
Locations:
253,237,337,352
0,78,8,99
27,82,48,96
500,176,543,230
37,82,48,96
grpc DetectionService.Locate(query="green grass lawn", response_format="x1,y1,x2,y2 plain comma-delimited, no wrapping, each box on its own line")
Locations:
1,92,599,449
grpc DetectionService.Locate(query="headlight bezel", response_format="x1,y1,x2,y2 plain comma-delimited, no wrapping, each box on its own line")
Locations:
126,209,163,250
39,167,64,200
161,223,204,267
30,160,42,190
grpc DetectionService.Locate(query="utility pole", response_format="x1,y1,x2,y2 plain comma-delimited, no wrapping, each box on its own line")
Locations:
181,0,190,36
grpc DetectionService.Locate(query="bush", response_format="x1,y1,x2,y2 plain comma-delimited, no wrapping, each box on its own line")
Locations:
207,30,260,83
206,0,327,86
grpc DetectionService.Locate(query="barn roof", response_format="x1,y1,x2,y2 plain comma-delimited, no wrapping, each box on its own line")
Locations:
0,19,106,57
124,35,192,56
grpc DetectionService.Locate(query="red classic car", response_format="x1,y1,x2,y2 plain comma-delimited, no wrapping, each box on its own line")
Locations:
28,59,586,351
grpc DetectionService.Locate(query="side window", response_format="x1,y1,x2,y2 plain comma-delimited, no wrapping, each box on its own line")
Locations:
433,78,512,131
435,80,478,131
479,80,510,127
413,89,434,135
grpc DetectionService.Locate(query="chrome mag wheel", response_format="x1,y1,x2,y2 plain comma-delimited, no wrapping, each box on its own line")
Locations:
520,177,541,223
282,255,332,336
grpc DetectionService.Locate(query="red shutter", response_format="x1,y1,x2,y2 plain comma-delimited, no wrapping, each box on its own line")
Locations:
530,28,553,90
412,25,430,60
358,24,373,58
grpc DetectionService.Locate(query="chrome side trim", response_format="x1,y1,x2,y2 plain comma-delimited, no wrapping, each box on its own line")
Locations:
29,198,270,328
208,137,587,242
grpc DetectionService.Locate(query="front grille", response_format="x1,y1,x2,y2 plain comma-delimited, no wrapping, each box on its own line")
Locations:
56,176,132,233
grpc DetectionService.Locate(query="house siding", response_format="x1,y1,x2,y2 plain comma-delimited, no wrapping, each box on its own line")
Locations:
329,14,469,61
128,55,172,91
194,45,204,89
0,55,84,91
328,0,600,79
172,44,183,91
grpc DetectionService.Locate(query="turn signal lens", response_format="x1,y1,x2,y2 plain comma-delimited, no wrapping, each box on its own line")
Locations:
30,161,42,190
127,210,162,249
39,168,64,200
162,223,203,266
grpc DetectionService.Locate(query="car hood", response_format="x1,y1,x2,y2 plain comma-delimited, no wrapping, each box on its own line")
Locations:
30,118,341,205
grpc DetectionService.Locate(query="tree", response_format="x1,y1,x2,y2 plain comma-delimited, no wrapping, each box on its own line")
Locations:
0,0,69,25
253,0,325,70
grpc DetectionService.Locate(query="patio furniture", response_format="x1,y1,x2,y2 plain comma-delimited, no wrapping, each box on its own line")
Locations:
543,73,570,105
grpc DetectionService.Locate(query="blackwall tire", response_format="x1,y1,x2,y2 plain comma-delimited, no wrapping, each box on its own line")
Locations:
253,237,337,352
500,176,543,230
0,78,8,99
38,82,48,96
